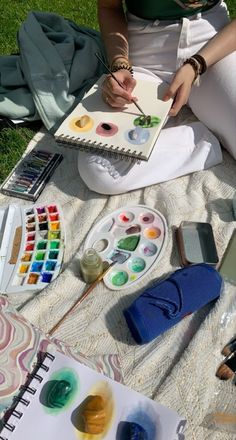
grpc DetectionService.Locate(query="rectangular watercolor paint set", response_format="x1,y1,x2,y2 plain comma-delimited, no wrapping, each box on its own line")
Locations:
0,149,63,201
0,350,186,440
0,203,65,294
84,205,168,290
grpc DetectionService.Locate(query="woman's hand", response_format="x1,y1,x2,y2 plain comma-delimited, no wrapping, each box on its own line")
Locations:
163,63,196,116
101,70,137,108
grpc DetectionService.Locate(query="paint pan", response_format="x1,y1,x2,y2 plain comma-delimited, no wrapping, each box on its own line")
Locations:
84,205,168,290
176,221,219,266
0,203,65,294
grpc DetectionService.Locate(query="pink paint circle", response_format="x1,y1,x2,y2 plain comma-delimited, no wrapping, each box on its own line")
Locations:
139,212,155,224
96,122,118,137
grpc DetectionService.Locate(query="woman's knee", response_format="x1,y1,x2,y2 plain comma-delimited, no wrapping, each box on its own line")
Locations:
77,152,129,195
189,53,236,159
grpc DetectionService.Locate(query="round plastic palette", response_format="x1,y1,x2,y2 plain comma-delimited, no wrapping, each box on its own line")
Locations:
84,205,168,290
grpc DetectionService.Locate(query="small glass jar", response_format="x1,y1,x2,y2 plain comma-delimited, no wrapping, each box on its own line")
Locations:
80,248,103,284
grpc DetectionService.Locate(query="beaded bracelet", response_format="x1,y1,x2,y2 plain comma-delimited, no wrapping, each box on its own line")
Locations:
183,54,207,85
191,54,207,75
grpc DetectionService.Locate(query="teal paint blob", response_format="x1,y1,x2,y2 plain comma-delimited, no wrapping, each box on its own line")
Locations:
47,380,72,408
111,271,129,286
129,257,146,273
40,368,80,414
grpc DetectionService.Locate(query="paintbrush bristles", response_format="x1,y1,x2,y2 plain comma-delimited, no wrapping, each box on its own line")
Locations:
222,337,236,356
216,363,235,380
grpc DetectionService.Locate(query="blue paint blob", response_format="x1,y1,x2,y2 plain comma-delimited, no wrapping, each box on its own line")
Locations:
31,262,44,272
41,272,53,283
116,407,157,440
45,261,57,271
116,421,148,439
125,127,150,145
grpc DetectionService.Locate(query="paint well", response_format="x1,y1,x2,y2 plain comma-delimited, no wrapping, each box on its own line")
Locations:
140,242,157,257
144,227,161,240
128,257,146,273
111,271,129,286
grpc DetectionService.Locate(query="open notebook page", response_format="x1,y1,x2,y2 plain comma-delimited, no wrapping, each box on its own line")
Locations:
54,75,172,161
1,350,185,440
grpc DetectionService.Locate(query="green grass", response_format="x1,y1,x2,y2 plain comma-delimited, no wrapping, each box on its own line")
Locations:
0,1,235,183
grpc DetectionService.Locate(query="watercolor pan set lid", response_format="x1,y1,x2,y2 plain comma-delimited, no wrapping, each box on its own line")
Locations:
84,205,168,290
0,203,65,294
0,149,63,201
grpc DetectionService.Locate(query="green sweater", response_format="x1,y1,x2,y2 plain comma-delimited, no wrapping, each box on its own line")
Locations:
125,0,219,20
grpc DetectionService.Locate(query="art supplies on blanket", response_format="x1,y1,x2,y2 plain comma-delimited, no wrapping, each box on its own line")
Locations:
0,203,65,294
84,205,168,290
218,229,236,285
0,149,63,201
54,74,172,161
0,349,186,440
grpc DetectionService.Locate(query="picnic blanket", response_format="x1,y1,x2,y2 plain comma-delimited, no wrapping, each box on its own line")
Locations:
1,9,236,440
1,119,236,439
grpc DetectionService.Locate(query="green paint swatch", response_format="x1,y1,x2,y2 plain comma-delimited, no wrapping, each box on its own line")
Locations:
47,380,72,408
41,368,79,414
117,235,140,251
134,115,161,128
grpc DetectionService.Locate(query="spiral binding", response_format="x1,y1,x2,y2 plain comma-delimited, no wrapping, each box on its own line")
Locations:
0,352,55,440
55,134,143,163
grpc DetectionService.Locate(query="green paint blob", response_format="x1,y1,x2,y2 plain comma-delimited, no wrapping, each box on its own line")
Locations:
41,368,79,414
47,380,72,408
117,235,140,251
50,241,60,249
37,241,47,250
35,252,45,260
134,115,161,128
112,271,129,286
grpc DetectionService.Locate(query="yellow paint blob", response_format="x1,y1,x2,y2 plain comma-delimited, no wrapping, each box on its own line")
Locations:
144,227,161,240
69,115,94,132
19,264,29,273
74,381,114,439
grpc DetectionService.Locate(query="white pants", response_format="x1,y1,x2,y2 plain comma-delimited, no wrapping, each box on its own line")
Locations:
78,1,235,195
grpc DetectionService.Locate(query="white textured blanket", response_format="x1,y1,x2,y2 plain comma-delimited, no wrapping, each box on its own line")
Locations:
1,122,236,439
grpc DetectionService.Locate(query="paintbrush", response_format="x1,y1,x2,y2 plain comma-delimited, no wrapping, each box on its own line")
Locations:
216,350,236,380
222,336,236,356
95,52,147,118
48,261,115,336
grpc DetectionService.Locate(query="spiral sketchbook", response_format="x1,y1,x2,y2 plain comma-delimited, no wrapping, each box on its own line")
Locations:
0,350,186,440
54,75,172,161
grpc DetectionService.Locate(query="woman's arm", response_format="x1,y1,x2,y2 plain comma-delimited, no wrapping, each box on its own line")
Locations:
97,0,136,107
98,0,128,65
198,18,236,65
164,19,236,116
